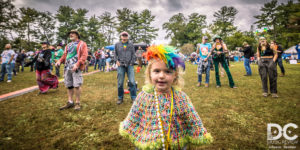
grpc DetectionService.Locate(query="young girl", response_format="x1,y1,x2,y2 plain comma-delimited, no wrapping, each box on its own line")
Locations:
120,45,213,149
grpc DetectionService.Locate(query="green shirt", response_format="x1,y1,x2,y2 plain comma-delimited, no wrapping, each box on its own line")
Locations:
55,49,64,60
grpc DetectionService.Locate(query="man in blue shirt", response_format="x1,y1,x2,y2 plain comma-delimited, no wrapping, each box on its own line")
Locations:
196,36,211,87
0,44,15,83
296,43,300,60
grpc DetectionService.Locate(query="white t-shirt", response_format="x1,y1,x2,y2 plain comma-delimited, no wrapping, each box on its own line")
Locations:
1,49,15,64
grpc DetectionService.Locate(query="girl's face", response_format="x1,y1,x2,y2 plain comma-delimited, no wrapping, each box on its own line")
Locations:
150,60,176,93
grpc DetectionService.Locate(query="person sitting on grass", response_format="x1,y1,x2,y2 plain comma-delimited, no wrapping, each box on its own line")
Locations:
26,41,59,94
119,45,213,150
206,36,237,88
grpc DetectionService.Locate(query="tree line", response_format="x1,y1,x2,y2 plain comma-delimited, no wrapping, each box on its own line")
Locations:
0,0,299,53
0,0,158,52
162,0,299,54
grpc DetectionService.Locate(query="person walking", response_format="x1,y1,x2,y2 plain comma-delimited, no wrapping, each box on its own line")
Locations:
56,30,88,111
26,41,59,94
114,31,137,105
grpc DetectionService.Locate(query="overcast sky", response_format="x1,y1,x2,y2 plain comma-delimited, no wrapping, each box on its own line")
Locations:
12,0,293,44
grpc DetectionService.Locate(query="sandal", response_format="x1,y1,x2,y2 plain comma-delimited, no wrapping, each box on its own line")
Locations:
74,102,81,111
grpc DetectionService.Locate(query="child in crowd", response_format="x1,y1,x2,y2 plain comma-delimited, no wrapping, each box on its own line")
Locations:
119,45,213,149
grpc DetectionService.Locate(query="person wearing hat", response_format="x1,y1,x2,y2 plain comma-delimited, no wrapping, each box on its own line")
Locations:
196,36,212,87
240,42,253,76
257,37,279,98
56,29,88,111
26,41,59,93
114,31,137,105
0,44,15,83
206,36,237,88
54,43,64,77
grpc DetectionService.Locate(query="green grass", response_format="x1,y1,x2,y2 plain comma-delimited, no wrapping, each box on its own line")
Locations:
0,62,299,149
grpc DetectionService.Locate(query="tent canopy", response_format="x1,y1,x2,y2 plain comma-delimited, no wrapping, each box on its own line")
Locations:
284,46,297,54
105,45,115,51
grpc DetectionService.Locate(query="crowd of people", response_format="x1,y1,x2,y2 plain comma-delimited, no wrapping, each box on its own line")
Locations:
1,29,300,149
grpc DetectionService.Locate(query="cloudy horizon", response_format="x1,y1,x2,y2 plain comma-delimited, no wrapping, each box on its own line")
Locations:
12,0,293,45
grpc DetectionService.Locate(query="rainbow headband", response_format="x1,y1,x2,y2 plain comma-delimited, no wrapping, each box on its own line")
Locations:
144,45,185,70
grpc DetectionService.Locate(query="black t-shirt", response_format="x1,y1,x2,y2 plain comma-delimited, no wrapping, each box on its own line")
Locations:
241,46,252,59
259,46,274,57
105,52,110,59
277,45,283,57
34,49,52,71
87,52,92,61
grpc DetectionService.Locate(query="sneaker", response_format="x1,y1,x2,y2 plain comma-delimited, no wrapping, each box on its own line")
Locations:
271,93,279,98
231,86,237,89
216,85,221,88
279,73,284,77
7,80,11,83
205,83,209,88
117,99,123,105
74,103,81,111
262,93,268,97
197,83,201,87
59,101,75,110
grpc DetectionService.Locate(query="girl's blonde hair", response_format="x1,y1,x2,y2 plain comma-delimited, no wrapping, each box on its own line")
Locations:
144,59,185,89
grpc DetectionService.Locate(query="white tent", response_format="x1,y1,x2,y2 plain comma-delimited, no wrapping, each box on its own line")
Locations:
284,46,297,54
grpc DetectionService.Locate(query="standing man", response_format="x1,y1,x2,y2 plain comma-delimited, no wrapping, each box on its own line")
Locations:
0,44,15,83
114,31,137,105
240,42,252,76
54,43,64,77
272,41,285,77
94,49,101,70
196,36,211,87
136,46,144,73
56,30,88,111
99,47,106,72
19,49,27,72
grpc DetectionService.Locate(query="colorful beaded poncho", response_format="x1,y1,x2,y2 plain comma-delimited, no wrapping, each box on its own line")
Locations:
119,84,213,149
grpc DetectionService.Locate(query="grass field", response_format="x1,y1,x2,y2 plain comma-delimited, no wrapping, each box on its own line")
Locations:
0,62,299,149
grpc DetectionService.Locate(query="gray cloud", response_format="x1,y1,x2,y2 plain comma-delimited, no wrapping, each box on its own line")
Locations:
12,0,295,44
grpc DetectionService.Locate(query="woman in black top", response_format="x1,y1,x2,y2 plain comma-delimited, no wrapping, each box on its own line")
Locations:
27,42,59,94
257,37,278,98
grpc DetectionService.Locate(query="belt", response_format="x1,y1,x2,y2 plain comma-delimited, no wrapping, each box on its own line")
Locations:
261,56,273,59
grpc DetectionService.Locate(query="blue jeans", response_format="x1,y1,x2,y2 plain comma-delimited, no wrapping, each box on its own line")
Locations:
198,59,211,84
99,59,106,71
244,58,252,75
117,65,137,100
0,63,13,81
276,57,285,74
94,59,100,70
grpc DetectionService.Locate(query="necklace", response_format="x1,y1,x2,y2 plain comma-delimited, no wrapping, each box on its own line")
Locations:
154,88,174,150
